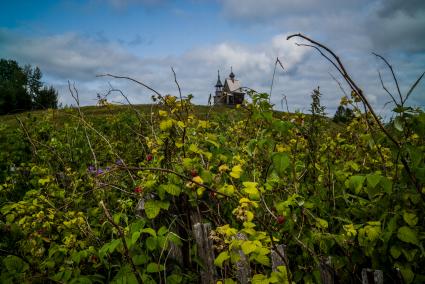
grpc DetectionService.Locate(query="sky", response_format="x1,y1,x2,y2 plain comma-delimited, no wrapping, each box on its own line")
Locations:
1,0,424,116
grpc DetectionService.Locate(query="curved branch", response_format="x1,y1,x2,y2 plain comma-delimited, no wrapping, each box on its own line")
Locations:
97,73,163,99
287,33,422,196
123,166,231,198
372,52,403,104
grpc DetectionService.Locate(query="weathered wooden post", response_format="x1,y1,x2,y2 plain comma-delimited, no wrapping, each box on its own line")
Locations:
271,244,287,272
235,233,251,284
193,223,216,284
362,269,383,284
319,257,335,284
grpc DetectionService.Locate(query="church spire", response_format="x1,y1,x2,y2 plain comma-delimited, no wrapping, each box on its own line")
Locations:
215,70,223,88
229,66,235,81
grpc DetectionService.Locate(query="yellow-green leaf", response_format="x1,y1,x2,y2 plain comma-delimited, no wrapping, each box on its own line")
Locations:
214,251,230,268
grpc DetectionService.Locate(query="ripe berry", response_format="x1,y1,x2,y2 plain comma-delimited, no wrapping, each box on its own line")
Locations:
276,215,286,224
146,154,153,162
134,186,142,193
191,169,198,177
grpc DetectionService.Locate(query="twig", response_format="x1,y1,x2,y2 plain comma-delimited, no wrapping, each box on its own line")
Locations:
376,70,398,106
97,73,163,99
372,53,403,104
328,72,348,97
287,33,422,196
68,81,98,169
123,166,231,198
270,57,284,102
99,200,143,283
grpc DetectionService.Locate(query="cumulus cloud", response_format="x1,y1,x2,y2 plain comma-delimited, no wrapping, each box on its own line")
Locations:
1,17,423,115
367,0,425,52
0,28,312,108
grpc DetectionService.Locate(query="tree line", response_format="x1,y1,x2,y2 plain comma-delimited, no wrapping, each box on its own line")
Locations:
0,59,58,115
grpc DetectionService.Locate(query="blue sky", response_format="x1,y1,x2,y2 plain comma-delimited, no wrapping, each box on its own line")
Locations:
1,0,424,115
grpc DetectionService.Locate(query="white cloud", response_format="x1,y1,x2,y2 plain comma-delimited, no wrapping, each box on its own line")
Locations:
1,25,423,115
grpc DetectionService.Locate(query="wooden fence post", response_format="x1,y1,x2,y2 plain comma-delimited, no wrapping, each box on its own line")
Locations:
362,269,383,284
319,257,335,284
193,223,217,284
271,244,287,272
235,233,251,284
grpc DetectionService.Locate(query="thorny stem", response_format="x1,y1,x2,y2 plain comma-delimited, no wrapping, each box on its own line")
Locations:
123,166,232,198
99,200,143,283
97,74,163,99
287,33,422,197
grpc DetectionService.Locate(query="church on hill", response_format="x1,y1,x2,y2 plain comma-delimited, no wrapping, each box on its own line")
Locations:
213,68,245,105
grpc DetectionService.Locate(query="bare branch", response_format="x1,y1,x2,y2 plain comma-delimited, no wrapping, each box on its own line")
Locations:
123,166,232,198
328,72,348,97
405,71,425,103
377,69,398,106
287,33,422,196
99,200,142,283
372,52,403,104
97,73,163,99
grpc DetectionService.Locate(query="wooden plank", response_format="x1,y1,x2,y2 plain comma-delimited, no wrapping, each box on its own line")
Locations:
235,233,251,284
319,257,335,284
362,268,383,284
193,223,216,284
271,244,286,272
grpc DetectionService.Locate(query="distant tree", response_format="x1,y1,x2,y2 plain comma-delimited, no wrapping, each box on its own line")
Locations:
0,59,32,114
0,59,58,114
333,105,354,123
34,86,58,109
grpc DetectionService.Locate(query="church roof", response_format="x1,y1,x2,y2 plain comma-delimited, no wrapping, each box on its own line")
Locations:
224,78,242,93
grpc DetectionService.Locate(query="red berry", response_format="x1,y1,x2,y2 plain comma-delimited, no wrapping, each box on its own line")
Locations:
276,215,286,224
146,154,153,161
191,170,198,177
134,186,142,193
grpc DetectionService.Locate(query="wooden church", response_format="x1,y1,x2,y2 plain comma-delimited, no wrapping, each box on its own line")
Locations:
213,68,245,105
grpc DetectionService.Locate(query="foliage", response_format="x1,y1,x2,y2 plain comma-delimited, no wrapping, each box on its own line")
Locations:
0,76,424,283
0,59,58,114
333,105,354,124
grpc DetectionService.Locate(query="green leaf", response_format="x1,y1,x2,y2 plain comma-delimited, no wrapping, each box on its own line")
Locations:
144,200,168,219
131,232,141,245
366,173,381,189
159,119,173,131
157,200,170,210
242,182,260,200
402,248,418,262
166,274,183,284
397,226,419,246
146,262,164,273
272,153,290,177
241,241,257,255
254,254,271,266
394,117,403,132
224,278,237,284
390,246,402,259
3,255,29,273
214,251,230,268
315,218,328,229
140,228,157,237
112,265,138,284
157,226,168,236
162,184,181,196
251,274,269,284
132,254,149,265
349,175,365,194
398,265,414,284
403,212,418,227
146,236,157,251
